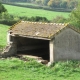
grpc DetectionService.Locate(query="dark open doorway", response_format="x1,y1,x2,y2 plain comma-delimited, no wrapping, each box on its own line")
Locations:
14,36,49,61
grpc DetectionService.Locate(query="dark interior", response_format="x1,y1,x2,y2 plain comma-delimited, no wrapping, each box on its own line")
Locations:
15,36,49,61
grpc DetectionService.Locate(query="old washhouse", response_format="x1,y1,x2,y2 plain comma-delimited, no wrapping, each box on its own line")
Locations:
1,21,80,65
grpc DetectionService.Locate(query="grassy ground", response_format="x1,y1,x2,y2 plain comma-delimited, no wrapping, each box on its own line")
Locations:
0,24,10,48
0,57,80,80
3,4,70,20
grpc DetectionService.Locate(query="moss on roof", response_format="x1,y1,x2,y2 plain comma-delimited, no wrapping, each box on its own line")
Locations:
10,21,68,40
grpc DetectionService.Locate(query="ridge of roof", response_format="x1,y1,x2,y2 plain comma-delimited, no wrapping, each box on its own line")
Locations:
21,21,66,26
10,21,67,28
49,23,69,39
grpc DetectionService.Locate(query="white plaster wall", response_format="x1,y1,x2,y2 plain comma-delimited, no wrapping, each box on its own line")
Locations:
54,28,80,61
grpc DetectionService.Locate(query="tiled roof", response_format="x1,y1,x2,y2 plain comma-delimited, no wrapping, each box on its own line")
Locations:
10,21,68,40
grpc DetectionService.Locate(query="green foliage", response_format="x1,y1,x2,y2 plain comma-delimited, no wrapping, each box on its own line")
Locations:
60,1,67,8
0,3,19,25
0,12,19,25
0,58,80,80
0,2,7,13
69,1,80,28
0,24,9,47
42,0,49,6
48,0,78,9
51,16,67,23
29,16,49,22
19,16,49,22
51,60,80,78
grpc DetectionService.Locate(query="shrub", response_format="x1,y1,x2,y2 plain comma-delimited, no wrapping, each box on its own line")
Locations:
51,16,67,23
19,16,49,22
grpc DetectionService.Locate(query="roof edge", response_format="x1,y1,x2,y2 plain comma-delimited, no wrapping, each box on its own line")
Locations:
68,24,80,33
11,34,51,40
9,20,21,30
49,23,69,39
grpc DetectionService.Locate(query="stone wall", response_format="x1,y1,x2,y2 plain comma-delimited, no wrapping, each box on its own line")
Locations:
54,28,80,61
0,42,17,57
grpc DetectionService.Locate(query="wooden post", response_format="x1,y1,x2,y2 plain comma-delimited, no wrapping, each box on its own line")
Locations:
48,39,54,66
7,31,11,44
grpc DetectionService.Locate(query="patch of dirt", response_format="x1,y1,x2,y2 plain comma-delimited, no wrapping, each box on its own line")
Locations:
15,54,48,64
0,52,48,65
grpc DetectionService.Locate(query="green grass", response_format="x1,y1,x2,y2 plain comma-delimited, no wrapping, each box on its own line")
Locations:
0,24,10,48
3,4,70,20
0,58,80,80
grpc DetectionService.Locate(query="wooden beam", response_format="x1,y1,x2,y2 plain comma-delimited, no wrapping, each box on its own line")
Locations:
7,31,12,44
49,39,54,65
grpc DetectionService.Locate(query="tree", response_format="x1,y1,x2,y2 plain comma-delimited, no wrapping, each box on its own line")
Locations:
60,1,67,8
0,2,7,13
42,0,49,6
35,0,42,5
48,0,54,7
67,0,77,9
48,0,62,8
69,1,80,28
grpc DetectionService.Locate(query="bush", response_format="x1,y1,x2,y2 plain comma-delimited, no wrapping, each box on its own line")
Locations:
51,16,67,23
0,12,20,25
0,2,7,13
0,19,18,25
19,16,49,22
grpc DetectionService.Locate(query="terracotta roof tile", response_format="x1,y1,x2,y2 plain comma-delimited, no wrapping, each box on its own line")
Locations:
10,21,68,40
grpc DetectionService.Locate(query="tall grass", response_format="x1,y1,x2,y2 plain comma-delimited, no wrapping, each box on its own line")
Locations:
0,24,10,48
0,58,80,80
3,4,70,20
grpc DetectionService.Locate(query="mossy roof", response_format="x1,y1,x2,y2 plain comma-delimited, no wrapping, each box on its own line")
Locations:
10,21,68,40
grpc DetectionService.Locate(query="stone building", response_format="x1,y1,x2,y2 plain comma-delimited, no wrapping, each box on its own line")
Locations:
1,21,80,64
